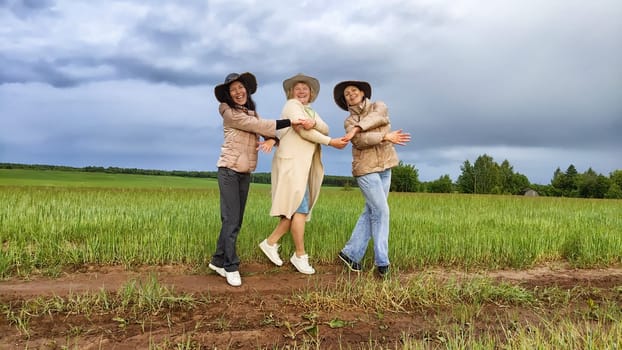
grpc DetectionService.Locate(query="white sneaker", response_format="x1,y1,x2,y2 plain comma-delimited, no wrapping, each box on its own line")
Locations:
259,239,283,266
290,253,315,275
225,271,242,287
208,263,226,277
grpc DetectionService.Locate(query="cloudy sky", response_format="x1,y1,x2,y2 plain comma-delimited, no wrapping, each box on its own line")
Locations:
1,0,620,184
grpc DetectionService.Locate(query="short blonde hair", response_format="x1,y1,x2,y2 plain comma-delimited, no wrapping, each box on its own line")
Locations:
286,81,317,102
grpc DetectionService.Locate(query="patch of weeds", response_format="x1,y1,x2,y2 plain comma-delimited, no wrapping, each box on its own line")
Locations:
261,312,277,326
325,318,355,329
214,313,230,331
4,305,31,337
451,303,482,325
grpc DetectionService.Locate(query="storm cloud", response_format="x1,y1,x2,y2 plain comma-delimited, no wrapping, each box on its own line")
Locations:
1,0,621,183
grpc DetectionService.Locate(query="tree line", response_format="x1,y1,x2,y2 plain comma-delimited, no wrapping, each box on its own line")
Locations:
388,155,622,199
0,163,354,188
2,159,621,198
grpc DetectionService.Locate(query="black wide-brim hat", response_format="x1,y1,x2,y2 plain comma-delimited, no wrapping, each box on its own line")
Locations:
214,72,257,103
333,80,372,111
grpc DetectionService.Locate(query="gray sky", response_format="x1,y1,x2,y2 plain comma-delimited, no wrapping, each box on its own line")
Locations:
1,0,620,184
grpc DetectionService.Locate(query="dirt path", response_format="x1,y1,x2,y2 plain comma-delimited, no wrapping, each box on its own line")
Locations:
2,263,622,349
3,263,621,298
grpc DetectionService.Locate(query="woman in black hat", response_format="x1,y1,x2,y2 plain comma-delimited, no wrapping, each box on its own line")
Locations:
209,72,309,286
333,80,410,277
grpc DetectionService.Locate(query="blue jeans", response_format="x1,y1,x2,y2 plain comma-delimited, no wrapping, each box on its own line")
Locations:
342,169,391,267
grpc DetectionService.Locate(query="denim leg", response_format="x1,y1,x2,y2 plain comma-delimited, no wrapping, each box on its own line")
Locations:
342,169,391,265
372,169,391,266
212,167,250,272
342,202,373,263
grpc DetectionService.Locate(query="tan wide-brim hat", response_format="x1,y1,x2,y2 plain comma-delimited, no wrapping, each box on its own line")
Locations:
282,73,320,103
333,80,372,111
214,72,257,103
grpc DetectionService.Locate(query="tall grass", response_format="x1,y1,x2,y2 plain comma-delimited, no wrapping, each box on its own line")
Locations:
0,170,621,277
389,193,622,269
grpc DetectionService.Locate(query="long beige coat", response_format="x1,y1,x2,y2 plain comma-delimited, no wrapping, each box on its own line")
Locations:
270,99,331,220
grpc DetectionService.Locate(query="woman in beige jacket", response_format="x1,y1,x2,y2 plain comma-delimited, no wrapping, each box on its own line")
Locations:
333,80,410,277
259,73,348,274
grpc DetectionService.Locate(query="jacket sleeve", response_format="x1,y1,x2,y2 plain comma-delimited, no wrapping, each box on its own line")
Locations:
282,100,331,145
219,103,277,138
345,102,390,149
355,101,389,131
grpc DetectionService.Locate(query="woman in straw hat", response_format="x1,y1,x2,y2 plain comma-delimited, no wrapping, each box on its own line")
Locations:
209,72,309,286
333,80,411,277
258,73,348,275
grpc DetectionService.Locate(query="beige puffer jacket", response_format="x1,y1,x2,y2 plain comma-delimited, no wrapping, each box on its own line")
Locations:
216,103,278,173
344,99,399,177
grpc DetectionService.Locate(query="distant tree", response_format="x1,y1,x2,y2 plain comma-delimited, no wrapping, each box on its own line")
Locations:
391,161,420,192
457,160,475,193
610,170,622,189
458,154,501,194
514,173,530,194
530,183,555,197
551,167,566,196
322,174,357,187
427,174,454,193
498,159,530,194
474,154,501,194
457,155,531,195
551,164,579,197
565,164,579,196
577,168,610,198
605,183,622,199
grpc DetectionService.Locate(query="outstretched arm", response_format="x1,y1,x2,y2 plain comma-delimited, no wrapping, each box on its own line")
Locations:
383,129,411,145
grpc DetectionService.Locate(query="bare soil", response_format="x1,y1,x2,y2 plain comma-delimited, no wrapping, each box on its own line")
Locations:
1,263,622,349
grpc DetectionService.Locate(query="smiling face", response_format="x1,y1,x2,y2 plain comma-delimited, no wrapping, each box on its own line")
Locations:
292,82,312,104
343,85,365,107
228,81,248,106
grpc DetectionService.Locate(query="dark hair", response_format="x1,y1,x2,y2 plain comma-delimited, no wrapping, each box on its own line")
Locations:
223,82,256,111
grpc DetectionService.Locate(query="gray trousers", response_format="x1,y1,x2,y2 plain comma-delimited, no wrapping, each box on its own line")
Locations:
211,167,251,272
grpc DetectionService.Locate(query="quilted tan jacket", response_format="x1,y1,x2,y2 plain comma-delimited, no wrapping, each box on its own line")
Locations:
344,99,399,177
216,103,277,173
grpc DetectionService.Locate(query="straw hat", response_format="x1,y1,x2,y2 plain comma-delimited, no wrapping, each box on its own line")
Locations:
282,73,320,103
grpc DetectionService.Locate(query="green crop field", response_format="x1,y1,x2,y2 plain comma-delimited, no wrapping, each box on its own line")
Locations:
0,169,621,278
2,169,622,349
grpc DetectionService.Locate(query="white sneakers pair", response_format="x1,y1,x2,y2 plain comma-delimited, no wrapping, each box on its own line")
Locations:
209,240,315,286
209,263,241,287
259,239,315,274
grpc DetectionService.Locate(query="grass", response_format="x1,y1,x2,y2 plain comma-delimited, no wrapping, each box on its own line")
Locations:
0,169,218,189
1,169,621,278
2,273,621,349
2,168,621,348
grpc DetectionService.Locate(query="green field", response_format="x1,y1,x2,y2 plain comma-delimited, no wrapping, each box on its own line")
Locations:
1,169,621,278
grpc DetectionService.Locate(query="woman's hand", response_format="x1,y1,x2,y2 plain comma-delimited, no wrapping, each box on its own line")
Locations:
257,138,277,153
383,129,411,146
343,126,361,141
290,118,315,132
329,137,349,149
290,118,306,126
299,118,316,130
